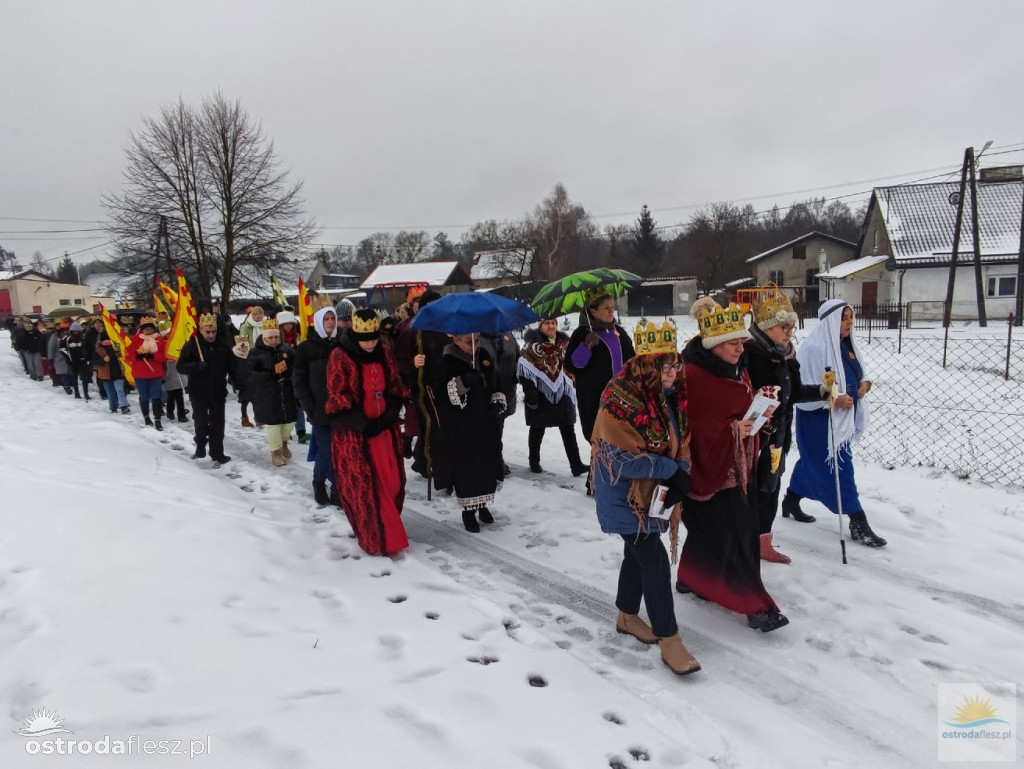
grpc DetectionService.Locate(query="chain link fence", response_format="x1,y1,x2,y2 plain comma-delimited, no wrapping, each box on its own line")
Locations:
842,307,1023,487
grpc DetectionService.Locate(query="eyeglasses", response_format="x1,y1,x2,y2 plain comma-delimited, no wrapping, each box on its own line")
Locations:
661,362,683,373
778,324,796,333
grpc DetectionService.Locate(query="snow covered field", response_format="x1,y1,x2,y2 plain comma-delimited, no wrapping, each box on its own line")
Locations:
1,328,1022,768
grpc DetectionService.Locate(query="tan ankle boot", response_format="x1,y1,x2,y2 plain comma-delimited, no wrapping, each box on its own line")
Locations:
271,449,286,467
759,533,792,564
659,634,701,676
280,440,292,460
615,611,658,644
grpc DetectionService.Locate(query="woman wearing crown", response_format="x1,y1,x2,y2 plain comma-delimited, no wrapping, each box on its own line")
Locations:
325,309,409,556
590,319,701,675
677,298,789,633
744,287,830,564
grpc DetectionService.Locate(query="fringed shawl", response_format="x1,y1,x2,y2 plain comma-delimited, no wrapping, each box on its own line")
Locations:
591,355,688,561
517,335,577,407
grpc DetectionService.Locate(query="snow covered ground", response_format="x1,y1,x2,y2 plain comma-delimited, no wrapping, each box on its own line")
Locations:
1,329,1022,768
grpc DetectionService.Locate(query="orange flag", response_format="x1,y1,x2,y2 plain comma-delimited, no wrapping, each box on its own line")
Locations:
298,277,314,342
157,279,178,310
99,302,135,387
165,268,198,362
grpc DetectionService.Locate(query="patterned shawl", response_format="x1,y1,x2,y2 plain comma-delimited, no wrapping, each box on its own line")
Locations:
517,333,576,406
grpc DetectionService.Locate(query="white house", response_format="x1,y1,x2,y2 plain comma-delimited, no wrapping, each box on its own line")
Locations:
853,172,1023,321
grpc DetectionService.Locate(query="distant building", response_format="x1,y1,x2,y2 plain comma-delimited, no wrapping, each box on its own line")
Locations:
0,271,100,318
617,276,699,317
746,232,858,311
360,261,474,309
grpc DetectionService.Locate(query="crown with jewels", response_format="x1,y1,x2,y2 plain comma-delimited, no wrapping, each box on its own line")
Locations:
693,299,750,347
752,282,798,330
261,318,280,331
351,313,380,335
310,293,333,312
198,312,218,328
633,319,678,356
138,315,157,328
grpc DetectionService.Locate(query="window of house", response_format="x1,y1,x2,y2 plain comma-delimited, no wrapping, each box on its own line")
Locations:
768,270,785,286
806,269,818,287
873,229,879,253
32,305,42,313
987,276,1017,297
74,298,83,305
792,245,806,260
59,299,70,306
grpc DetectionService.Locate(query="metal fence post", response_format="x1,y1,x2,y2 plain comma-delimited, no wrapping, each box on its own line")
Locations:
1007,313,1015,381
942,323,950,369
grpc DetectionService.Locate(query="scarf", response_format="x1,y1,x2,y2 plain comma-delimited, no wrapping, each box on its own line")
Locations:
681,334,744,380
591,355,688,561
794,299,871,457
517,335,576,406
750,323,795,361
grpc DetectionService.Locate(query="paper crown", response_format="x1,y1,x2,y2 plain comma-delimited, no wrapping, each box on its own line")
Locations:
261,318,280,331
198,312,218,328
351,312,380,335
692,298,750,349
138,315,157,328
310,293,333,312
584,286,612,307
752,283,798,330
633,319,678,356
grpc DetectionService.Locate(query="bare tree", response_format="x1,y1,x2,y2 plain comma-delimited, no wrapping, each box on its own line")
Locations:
392,230,431,263
0,246,21,277
103,93,317,311
465,219,536,283
29,251,52,276
531,184,596,280
682,202,759,291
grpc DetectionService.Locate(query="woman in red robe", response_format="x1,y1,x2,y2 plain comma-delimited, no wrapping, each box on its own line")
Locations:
325,309,410,556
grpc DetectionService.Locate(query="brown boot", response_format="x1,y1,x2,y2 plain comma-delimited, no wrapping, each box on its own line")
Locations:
242,415,254,428
271,449,286,467
659,634,701,676
280,440,292,460
615,611,658,644
759,533,792,564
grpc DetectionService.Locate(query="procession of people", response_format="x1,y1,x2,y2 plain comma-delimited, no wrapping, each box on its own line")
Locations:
6,275,887,679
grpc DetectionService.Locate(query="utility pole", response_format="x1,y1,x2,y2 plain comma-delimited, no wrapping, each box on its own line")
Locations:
1016,171,1023,327
942,149,971,328
967,148,988,326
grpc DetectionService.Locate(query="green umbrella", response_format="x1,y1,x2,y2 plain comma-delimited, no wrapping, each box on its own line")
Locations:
530,267,643,320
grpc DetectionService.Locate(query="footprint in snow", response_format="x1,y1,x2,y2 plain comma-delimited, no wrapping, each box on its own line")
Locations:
424,612,440,620
628,747,650,761
527,674,547,687
370,570,391,578
921,634,948,645
922,659,952,671
602,712,625,726
240,484,254,493
609,757,628,769
387,595,407,604
467,655,498,665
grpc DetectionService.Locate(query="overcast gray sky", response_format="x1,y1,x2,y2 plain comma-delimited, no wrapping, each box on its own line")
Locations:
2,0,1022,268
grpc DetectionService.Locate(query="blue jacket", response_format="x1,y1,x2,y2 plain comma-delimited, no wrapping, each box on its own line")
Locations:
594,442,688,535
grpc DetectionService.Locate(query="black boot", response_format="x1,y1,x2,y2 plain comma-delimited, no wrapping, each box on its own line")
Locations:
141,400,152,426
561,426,588,476
462,510,480,533
192,445,206,459
848,513,887,547
152,399,164,430
528,427,544,473
477,507,494,524
747,609,790,633
313,479,329,506
402,436,414,459
781,491,816,523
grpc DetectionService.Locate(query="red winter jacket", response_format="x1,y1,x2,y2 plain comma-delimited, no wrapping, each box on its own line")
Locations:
125,332,167,380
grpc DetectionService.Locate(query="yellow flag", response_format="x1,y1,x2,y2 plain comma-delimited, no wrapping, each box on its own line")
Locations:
157,279,178,310
99,302,135,386
152,290,168,318
165,268,198,362
298,277,313,342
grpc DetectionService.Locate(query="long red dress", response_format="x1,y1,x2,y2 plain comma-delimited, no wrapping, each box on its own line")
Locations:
325,338,409,555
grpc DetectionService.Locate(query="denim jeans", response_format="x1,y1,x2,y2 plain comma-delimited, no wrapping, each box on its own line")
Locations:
103,379,128,411
311,424,334,484
616,533,678,638
134,376,163,403
296,406,307,434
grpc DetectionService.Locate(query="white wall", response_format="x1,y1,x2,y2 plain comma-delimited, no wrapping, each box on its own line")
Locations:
899,265,1018,321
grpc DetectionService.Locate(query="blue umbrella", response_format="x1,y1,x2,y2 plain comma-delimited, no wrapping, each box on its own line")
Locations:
409,291,540,335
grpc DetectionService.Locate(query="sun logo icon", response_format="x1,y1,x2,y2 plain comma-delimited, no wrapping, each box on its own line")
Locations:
944,695,1010,729
14,709,73,738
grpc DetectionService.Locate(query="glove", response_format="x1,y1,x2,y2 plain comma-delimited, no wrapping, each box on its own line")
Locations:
662,468,691,509
583,332,601,349
490,401,506,416
137,352,153,360
461,369,483,389
195,360,208,372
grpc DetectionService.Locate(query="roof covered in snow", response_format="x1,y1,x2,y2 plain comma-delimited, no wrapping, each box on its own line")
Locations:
818,254,891,280
746,231,857,264
360,261,472,289
471,250,533,281
875,180,1022,266
83,272,134,297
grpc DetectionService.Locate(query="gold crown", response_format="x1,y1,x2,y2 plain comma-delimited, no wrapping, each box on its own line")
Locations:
198,312,218,328
261,318,280,331
752,283,797,329
310,293,333,312
139,315,156,327
633,319,677,356
694,300,749,342
351,313,380,334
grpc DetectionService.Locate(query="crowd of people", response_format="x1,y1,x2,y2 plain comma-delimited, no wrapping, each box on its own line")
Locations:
6,283,888,679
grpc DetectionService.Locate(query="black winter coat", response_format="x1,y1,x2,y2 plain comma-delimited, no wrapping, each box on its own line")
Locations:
292,330,338,428
519,329,576,429
21,328,44,354
177,333,240,402
480,332,521,419
564,321,634,440
246,339,298,425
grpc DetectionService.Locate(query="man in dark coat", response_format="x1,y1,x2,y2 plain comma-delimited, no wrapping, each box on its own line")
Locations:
177,312,242,464
293,305,339,505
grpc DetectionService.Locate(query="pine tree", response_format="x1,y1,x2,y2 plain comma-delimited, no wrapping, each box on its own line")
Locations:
632,204,664,276
54,255,79,284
